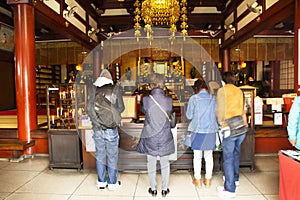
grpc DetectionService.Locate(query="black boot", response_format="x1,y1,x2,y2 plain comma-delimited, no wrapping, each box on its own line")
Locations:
161,188,170,197
148,188,157,197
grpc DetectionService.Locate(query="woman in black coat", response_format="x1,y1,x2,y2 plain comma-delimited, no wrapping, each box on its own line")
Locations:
137,73,175,197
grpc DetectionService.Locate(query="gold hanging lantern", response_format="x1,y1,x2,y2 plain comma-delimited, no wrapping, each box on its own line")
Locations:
134,0,188,43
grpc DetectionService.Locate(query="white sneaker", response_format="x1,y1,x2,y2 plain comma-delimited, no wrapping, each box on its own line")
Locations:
96,181,107,190
235,181,240,187
217,186,236,198
108,181,121,191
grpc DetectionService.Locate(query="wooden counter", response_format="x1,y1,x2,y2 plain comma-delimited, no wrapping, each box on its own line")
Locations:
80,122,255,171
80,123,223,172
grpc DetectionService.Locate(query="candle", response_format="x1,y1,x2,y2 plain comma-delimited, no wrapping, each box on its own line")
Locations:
51,115,54,124
60,107,63,116
62,91,66,99
57,107,59,117
70,90,74,98
64,112,67,118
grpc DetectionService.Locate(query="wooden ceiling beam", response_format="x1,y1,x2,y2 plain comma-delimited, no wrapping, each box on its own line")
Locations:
98,13,222,31
91,0,226,13
0,2,13,26
91,0,135,14
223,0,243,18
0,13,13,27
99,15,134,33
222,0,294,49
189,14,222,27
188,0,227,11
74,0,99,20
34,1,98,50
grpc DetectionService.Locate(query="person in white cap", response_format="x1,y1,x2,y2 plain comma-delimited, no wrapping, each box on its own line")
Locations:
87,69,124,191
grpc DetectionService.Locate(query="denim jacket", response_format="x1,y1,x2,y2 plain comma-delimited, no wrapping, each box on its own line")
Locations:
287,96,300,150
186,90,218,133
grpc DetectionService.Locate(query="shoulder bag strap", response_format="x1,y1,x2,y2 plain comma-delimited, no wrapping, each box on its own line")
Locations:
149,95,170,121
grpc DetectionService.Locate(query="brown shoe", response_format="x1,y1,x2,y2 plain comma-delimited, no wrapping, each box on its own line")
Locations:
203,178,211,188
193,179,202,188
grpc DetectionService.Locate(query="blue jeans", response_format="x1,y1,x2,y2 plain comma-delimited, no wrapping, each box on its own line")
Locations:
93,128,119,184
222,133,246,193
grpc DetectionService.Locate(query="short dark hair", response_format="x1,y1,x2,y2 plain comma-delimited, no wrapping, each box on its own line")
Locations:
222,71,236,84
193,77,208,90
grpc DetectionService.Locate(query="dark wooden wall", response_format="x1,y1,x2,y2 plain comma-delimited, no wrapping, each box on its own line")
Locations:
0,50,15,110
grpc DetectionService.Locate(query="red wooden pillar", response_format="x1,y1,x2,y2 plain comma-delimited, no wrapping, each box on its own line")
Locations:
7,1,37,153
295,0,300,95
222,48,230,73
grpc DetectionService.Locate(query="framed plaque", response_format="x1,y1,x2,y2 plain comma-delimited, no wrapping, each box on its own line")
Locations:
121,96,137,119
0,23,14,52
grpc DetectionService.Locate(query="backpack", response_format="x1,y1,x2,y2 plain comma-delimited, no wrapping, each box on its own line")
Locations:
94,93,121,129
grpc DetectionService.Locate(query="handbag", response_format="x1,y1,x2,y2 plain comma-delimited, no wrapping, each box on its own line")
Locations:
184,131,192,147
150,95,177,128
225,115,248,137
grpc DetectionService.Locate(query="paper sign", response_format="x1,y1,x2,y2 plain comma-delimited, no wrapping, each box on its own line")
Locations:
85,130,96,152
254,97,263,113
254,114,263,125
266,98,284,105
272,104,282,112
274,113,283,125
254,103,263,114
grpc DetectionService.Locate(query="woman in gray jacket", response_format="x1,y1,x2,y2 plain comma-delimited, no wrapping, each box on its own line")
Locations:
137,73,175,197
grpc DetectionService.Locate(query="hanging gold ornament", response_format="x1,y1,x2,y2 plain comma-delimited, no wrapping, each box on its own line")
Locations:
133,0,188,43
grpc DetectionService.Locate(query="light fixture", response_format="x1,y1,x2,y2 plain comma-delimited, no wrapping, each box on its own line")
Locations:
247,2,262,13
76,64,82,71
88,27,100,37
218,62,222,68
197,29,222,38
63,6,77,18
224,24,235,34
240,61,247,68
133,0,188,43
286,30,295,35
32,0,49,5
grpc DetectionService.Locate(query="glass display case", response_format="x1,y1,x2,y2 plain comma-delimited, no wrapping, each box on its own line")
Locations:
74,84,91,129
46,83,76,130
240,85,255,128
239,85,255,170
46,83,82,170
